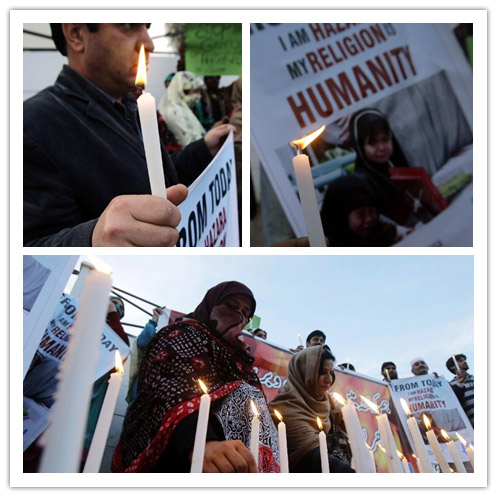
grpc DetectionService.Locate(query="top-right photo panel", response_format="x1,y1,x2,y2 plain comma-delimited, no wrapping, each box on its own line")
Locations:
250,23,474,247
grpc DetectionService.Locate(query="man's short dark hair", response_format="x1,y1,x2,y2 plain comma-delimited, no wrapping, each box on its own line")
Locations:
306,330,326,343
446,354,467,373
50,23,99,56
381,361,396,373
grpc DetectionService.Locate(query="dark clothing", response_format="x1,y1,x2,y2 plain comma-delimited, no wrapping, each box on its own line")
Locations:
450,373,474,427
24,65,212,246
291,446,355,473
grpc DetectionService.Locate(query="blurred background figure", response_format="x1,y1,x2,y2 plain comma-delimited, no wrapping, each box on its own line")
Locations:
162,71,206,147
158,72,175,118
252,328,267,340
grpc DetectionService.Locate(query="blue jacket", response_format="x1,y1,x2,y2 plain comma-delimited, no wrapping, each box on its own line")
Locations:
24,65,212,246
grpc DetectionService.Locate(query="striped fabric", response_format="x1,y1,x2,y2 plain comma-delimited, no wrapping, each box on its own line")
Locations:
450,374,474,427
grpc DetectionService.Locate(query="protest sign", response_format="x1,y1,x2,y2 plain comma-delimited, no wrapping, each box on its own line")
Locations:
23,294,130,451
185,23,242,75
176,131,239,247
389,374,474,467
251,23,473,246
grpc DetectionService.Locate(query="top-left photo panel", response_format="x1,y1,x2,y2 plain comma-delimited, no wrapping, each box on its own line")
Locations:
23,23,242,247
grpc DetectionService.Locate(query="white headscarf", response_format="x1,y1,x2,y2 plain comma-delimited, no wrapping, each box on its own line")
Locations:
162,71,206,147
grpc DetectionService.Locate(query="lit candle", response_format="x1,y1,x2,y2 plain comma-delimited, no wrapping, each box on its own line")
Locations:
365,442,376,471
190,379,211,473
400,398,434,473
361,396,403,473
441,430,466,473
383,368,391,382
412,453,420,473
332,392,376,473
249,400,260,471
274,409,289,473
456,433,474,470
135,44,167,199
398,451,411,473
39,259,113,473
316,416,330,473
423,414,451,473
298,334,303,346
452,355,461,374
83,351,124,473
290,126,327,247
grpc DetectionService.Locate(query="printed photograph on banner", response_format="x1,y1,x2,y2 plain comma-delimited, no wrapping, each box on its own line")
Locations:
250,23,474,247
22,23,242,247
20,255,477,478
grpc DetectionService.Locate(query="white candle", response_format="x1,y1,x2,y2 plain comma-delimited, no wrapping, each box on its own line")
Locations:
136,44,167,199
190,380,211,473
412,454,421,473
83,352,124,473
366,443,376,471
274,410,289,473
332,393,376,473
316,417,330,473
401,455,410,473
249,400,260,470
422,415,451,473
40,263,112,473
452,355,461,374
465,444,475,469
400,399,434,473
70,261,95,299
361,396,403,473
292,153,326,247
445,439,467,473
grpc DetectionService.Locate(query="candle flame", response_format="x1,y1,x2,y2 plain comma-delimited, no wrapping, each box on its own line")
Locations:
290,125,326,151
250,400,259,417
360,395,380,414
378,443,386,453
198,379,208,395
316,416,323,431
114,350,124,374
456,432,467,446
332,392,346,406
412,454,417,459
397,450,405,459
423,414,431,430
86,255,112,275
441,429,450,442
274,409,283,422
400,398,411,416
135,44,147,88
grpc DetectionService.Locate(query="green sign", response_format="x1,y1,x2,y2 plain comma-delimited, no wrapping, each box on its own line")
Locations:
185,23,242,76
244,314,261,331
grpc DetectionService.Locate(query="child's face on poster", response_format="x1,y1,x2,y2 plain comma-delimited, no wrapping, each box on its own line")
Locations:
363,131,393,165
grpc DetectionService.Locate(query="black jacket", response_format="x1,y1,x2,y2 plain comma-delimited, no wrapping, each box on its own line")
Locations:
24,65,212,246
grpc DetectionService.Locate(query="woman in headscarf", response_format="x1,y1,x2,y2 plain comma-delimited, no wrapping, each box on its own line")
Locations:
320,174,405,247
112,281,280,473
349,108,419,226
269,345,354,473
162,71,207,147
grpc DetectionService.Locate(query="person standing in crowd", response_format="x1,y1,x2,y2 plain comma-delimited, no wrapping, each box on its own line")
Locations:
446,354,474,427
158,72,175,118
162,71,207,147
381,361,398,382
126,307,164,405
24,23,234,246
112,281,279,473
269,345,354,473
410,357,438,377
252,328,267,340
290,329,326,353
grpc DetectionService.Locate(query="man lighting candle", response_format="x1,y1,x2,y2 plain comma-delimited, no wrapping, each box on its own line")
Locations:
24,23,235,247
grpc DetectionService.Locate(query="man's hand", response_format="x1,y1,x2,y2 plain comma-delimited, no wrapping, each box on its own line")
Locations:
456,371,468,384
290,345,304,353
152,307,163,322
199,440,258,473
92,185,188,247
204,124,236,157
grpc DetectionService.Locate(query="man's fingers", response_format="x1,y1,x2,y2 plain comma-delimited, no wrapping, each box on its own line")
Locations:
126,220,180,247
120,195,182,227
165,184,189,206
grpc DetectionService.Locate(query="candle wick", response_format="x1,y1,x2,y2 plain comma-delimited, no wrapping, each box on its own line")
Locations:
136,84,145,94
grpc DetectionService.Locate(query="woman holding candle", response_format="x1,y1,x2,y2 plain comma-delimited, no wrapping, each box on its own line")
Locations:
269,345,355,473
112,281,279,473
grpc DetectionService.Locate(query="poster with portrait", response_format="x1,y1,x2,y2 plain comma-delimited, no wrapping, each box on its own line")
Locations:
251,23,474,246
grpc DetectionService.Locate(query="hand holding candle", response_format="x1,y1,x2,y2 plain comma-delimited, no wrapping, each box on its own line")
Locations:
83,351,124,473
290,126,327,247
135,44,167,199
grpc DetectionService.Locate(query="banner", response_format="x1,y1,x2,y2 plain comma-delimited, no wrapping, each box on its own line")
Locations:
251,23,473,246
176,131,239,247
23,294,131,451
389,374,474,468
185,23,242,75
243,333,411,472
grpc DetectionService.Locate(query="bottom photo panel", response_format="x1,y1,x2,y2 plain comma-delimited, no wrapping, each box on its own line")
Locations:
21,255,475,478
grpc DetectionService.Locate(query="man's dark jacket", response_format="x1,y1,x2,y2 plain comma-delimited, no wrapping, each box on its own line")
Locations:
24,65,212,246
